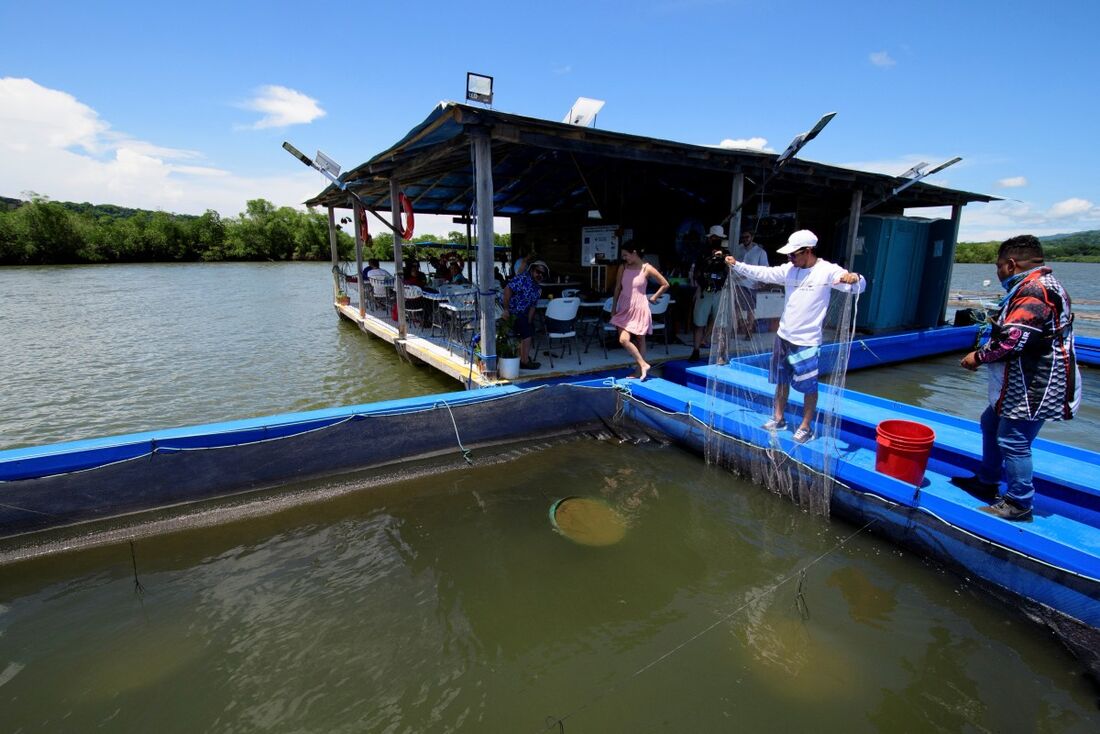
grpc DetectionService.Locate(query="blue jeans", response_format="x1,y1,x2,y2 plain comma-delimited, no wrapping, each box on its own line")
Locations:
978,405,1044,509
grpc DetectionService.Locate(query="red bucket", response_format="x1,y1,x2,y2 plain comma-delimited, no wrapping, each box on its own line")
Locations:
875,419,936,486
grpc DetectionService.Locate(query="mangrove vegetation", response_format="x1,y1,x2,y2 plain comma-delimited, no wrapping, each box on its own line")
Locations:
0,195,508,265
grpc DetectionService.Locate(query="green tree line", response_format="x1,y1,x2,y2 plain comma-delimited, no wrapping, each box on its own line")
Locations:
0,196,511,265
956,230,1100,263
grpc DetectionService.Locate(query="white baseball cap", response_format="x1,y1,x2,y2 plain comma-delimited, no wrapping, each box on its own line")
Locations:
707,225,726,239
776,229,818,255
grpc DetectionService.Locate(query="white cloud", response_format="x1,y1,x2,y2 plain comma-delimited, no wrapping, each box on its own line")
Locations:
240,85,325,129
997,176,1027,188
0,77,322,217
553,65,573,75
1048,197,1093,218
869,51,896,68
953,198,1100,241
718,137,773,152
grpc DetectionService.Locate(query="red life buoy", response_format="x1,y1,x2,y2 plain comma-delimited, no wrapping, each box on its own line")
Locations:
358,207,371,246
398,192,415,240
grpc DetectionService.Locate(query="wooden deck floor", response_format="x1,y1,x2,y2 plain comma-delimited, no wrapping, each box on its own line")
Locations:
335,301,767,388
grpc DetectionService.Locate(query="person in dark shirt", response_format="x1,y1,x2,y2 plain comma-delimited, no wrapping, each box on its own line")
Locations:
954,235,1081,521
690,232,729,361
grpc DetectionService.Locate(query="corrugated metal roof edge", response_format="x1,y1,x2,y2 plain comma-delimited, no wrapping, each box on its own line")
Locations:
304,102,998,209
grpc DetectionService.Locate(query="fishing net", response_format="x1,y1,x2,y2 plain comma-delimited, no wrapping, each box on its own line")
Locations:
702,259,860,517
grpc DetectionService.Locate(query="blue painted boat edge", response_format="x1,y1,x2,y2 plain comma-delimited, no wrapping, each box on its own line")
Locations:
1077,335,1100,367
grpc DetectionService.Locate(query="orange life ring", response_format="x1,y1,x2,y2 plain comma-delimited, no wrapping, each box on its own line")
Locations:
398,192,415,240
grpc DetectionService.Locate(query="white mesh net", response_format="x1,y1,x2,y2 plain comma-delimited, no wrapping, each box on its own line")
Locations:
702,259,860,517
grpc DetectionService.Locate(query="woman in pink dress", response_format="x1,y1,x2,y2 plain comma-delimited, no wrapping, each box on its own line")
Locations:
611,243,669,380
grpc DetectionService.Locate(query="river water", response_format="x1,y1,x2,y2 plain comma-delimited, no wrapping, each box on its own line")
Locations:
1,262,1098,731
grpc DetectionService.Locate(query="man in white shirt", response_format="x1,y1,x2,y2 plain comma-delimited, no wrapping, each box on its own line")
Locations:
733,230,769,339
725,230,865,443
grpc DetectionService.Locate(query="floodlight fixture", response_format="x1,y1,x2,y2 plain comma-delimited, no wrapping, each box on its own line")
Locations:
587,209,603,220
563,97,605,127
282,141,313,168
466,72,494,105
926,156,962,176
774,111,837,168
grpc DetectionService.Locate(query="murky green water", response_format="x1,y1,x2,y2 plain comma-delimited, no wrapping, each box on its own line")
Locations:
2,440,1097,732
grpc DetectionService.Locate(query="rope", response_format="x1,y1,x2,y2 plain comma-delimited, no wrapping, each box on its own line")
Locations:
434,399,473,465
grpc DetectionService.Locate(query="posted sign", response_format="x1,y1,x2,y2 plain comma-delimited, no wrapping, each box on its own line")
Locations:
581,225,623,265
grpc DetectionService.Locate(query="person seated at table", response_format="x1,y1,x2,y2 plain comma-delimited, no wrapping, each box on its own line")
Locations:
363,258,388,281
447,259,470,285
403,259,427,288
503,260,548,370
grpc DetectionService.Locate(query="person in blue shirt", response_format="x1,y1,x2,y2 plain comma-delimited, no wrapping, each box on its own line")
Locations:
503,260,548,369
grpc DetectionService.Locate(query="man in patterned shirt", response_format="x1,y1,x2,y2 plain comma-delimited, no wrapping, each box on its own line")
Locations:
955,235,1081,521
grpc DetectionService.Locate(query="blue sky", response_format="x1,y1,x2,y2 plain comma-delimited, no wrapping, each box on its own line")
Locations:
2,0,1098,241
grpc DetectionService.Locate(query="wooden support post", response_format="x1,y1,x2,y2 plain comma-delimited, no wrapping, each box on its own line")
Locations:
941,204,963,322
730,169,744,245
472,128,497,379
327,206,340,298
845,189,863,268
351,199,366,317
389,178,408,339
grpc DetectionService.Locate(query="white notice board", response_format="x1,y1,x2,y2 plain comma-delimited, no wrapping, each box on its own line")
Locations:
581,225,628,265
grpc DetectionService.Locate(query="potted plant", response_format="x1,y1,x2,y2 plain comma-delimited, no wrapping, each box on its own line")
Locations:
496,314,521,380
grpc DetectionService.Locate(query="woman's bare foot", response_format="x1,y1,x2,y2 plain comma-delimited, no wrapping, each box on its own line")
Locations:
639,362,651,380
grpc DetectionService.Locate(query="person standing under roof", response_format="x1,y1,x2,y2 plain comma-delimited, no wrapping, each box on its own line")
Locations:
503,260,548,370
733,230,769,339
611,243,670,380
953,235,1081,522
725,229,865,443
690,233,729,362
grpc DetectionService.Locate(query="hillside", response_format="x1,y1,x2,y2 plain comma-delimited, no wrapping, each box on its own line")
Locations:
956,229,1100,263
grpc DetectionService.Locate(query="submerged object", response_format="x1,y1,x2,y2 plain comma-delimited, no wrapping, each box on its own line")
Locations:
549,496,627,546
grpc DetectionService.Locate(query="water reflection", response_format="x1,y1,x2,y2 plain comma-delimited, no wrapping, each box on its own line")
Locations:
825,565,898,629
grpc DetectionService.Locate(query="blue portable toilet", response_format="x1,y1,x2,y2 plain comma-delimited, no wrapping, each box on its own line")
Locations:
849,215,931,332
915,217,959,327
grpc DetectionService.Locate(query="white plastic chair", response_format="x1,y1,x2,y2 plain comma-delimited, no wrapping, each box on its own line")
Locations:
649,292,671,354
403,285,425,329
542,296,581,367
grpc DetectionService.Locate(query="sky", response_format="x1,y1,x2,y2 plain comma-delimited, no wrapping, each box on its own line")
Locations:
2,0,1099,242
